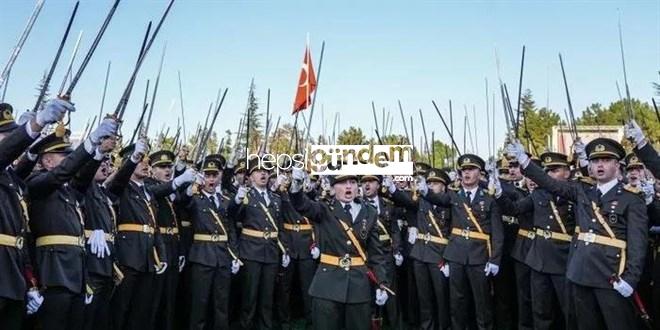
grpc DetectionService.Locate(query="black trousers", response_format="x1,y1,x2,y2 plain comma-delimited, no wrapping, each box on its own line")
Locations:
188,262,231,330
38,287,84,330
111,268,155,330
311,297,371,330
152,263,179,330
240,260,278,330
84,274,113,330
449,262,493,330
397,256,419,326
570,281,637,330
493,255,516,330
413,260,449,330
276,257,315,329
514,261,534,330
530,269,573,330
0,297,24,330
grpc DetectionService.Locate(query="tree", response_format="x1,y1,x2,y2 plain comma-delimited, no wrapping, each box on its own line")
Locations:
516,89,560,156
577,99,660,145
337,126,366,145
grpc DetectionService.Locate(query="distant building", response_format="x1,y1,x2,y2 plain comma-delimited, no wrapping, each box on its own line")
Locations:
550,125,623,154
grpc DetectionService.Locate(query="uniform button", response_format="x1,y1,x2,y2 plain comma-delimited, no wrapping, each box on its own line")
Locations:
347,241,352,246
592,219,596,223
65,198,70,202
546,225,550,229
616,254,620,257
588,229,593,233
549,216,554,219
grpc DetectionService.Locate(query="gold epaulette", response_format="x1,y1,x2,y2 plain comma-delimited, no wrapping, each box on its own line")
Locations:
577,177,595,186
623,184,641,194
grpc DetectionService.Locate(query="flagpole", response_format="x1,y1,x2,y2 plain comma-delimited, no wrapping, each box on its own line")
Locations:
303,40,325,149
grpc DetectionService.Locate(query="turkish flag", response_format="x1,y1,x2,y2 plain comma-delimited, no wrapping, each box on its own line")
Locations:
292,46,317,114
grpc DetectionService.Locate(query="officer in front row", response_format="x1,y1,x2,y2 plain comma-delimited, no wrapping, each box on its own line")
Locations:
288,170,390,330
507,137,649,330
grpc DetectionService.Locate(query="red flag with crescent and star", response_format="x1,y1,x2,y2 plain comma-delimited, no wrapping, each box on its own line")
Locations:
292,45,317,114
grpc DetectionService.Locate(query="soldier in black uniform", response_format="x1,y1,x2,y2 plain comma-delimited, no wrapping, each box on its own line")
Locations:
385,168,452,330
361,174,403,329
507,137,649,329
183,155,240,329
422,154,504,330
493,152,576,329
273,167,318,330
0,102,67,329
81,153,120,330
288,170,389,330
147,150,196,330
27,114,118,330
108,139,187,330
229,158,290,330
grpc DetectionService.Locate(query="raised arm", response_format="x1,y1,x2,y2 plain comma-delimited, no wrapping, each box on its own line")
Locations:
521,161,580,202
26,142,94,199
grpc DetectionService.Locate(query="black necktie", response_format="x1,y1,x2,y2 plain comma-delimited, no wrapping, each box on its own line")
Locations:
209,195,217,209
261,191,268,206
344,203,352,219
466,191,472,203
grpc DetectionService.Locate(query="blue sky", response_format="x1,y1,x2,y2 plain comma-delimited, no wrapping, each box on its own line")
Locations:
1,0,658,158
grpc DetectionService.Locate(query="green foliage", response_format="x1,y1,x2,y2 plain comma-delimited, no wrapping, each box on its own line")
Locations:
337,126,367,145
516,89,560,156
577,99,660,144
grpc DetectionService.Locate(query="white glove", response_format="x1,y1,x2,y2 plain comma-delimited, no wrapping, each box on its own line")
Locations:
490,175,502,198
484,262,500,276
281,254,291,268
650,226,660,234
407,227,418,245
178,256,186,272
88,230,110,259
382,176,396,194
88,118,118,144
155,262,168,275
394,252,403,266
484,158,497,175
26,289,44,315
173,168,196,188
417,176,428,196
85,292,94,305
505,140,529,167
17,111,36,126
375,288,388,306
625,120,646,148
396,219,405,230
448,171,457,182
271,174,287,192
310,246,320,259
131,139,149,163
641,181,655,205
573,138,587,161
234,186,249,204
612,278,634,297
231,259,241,274
36,99,73,126
290,168,305,193
440,263,450,277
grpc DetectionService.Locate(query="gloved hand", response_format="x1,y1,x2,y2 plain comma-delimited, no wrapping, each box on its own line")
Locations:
88,118,118,145
506,139,529,166
271,174,287,192
573,138,587,161
407,227,418,245
375,288,388,306
484,262,500,276
484,158,497,175
490,175,502,198
173,168,196,189
131,139,149,163
36,99,74,127
641,181,655,205
85,292,94,305
155,262,168,275
612,278,634,297
88,230,110,258
178,256,186,272
310,246,320,259
625,119,646,148
17,111,36,126
290,168,305,193
440,263,450,277
26,289,44,315
281,254,291,268
382,176,396,194
396,219,405,230
417,176,428,196
234,186,249,204
394,252,404,266
231,259,241,274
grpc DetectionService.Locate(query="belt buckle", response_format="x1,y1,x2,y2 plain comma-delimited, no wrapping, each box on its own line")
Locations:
542,230,552,240
461,229,470,240
263,230,271,239
79,236,86,247
166,227,174,235
583,233,596,244
292,224,300,232
424,232,431,243
108,234,115,242
142,224,151,233
527,231,536,240
211,234,220,242
15,236,24,250
339,254,352,270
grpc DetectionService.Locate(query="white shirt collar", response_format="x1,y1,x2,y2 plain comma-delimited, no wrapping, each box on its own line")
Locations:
463,186,478,200
597,178,619,196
